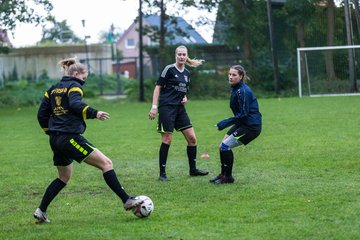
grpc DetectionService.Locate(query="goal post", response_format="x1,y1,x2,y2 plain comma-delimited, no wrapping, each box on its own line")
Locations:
297,45,360,97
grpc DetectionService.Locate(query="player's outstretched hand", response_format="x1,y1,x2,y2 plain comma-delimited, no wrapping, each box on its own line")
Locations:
97,111,110,121
216,117,236,131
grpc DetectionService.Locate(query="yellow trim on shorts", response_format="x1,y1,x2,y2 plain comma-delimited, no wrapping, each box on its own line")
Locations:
80,144,97,163
177,125,192,132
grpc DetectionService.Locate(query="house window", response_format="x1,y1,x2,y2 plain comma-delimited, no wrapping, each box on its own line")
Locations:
126,38,136,49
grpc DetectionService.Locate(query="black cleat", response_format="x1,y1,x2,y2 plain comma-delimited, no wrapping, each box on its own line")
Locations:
214,176,235,184
209,174,223,183
159,174,170,181
190,169,209,176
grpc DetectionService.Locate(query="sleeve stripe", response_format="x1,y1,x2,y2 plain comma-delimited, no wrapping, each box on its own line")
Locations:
68,87,83,96
160,64,173,78
82,106,89,120
44,92,49,98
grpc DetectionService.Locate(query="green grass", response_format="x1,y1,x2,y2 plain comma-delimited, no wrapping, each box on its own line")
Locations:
0,97,360,240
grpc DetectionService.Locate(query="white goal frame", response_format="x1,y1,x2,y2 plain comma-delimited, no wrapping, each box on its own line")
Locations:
297,45,360,97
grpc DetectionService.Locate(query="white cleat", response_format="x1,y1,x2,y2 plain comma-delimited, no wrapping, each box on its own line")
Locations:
34,208,50,224
123,197,144,211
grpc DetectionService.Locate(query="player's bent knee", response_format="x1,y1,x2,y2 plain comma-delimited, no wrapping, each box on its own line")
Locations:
220,142,230,151
103,158,113,171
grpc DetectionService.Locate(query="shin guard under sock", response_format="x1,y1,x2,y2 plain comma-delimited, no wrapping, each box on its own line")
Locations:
187,145,197,171
103,169,130,203
159,143,170,175
221,150,234,177
39,178,66,212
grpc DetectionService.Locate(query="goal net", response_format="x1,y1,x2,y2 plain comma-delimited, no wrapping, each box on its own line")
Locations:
297,45,360,97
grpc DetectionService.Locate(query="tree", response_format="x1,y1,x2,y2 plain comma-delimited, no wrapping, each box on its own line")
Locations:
141,0,219,66
325,0,337,81
0,0,53,32
39,20,82,45
0,0,53,51
283,0,316,85
213,0,269,69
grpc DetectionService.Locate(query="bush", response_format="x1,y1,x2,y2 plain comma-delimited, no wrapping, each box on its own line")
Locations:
0,79,58,107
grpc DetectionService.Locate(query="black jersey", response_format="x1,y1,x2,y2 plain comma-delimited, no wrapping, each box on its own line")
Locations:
37,76,98,134
156,64,190,106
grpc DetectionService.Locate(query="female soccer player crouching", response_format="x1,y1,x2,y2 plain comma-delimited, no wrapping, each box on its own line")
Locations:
210,65,262,184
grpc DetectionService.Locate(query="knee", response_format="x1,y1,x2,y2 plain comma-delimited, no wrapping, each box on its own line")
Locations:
163,139,171,145
59,174,71,184
188,137,197,146
220,142,230,152
102,158,113,172
162,135,172,145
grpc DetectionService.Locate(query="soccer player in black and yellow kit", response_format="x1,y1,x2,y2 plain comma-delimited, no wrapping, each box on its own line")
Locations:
149,46,208,181
34,57,143,223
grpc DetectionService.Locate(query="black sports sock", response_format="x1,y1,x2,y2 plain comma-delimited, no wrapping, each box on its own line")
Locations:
159,143,170,175
39,178,66,212
219,151,225,175
103,169,130,203
221,150,234,177
187,145,197,171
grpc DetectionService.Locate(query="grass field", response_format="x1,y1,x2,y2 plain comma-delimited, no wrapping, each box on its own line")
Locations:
0,97,359,240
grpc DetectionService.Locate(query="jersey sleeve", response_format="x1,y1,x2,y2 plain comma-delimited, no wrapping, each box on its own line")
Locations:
37,90,52,134
156,65,172,86
68,84,98,120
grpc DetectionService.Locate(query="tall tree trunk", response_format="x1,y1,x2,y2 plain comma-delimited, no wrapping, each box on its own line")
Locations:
296,23,307,85
159,0,166,68
242,31,252,62
325,0,336,81
344,0,357,92
351,0,360,39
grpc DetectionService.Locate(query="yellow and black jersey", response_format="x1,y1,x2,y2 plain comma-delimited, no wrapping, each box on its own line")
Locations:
37,76,98,134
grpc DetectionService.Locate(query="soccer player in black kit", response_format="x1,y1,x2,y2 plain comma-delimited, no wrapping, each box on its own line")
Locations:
149,45,208,181
34,57,143,223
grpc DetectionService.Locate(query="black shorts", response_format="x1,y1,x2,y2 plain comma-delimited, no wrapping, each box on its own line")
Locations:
49,133,96,166
157,105,192,133
226,124,261,145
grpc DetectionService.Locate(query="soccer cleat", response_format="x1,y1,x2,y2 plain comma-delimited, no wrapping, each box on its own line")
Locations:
33,208,50,224
159,174,169,181
124,196,144,211
209,174,223,183
214,176,235,184
189,169,209,176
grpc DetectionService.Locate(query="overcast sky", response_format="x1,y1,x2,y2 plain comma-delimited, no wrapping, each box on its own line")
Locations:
8,0,216,47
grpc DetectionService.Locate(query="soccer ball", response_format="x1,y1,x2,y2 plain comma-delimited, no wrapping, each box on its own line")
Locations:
132,195,154,218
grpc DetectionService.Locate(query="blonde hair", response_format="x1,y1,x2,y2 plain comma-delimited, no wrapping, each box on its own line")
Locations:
230,65,250,82
176,45,204,68
58,57,88,76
